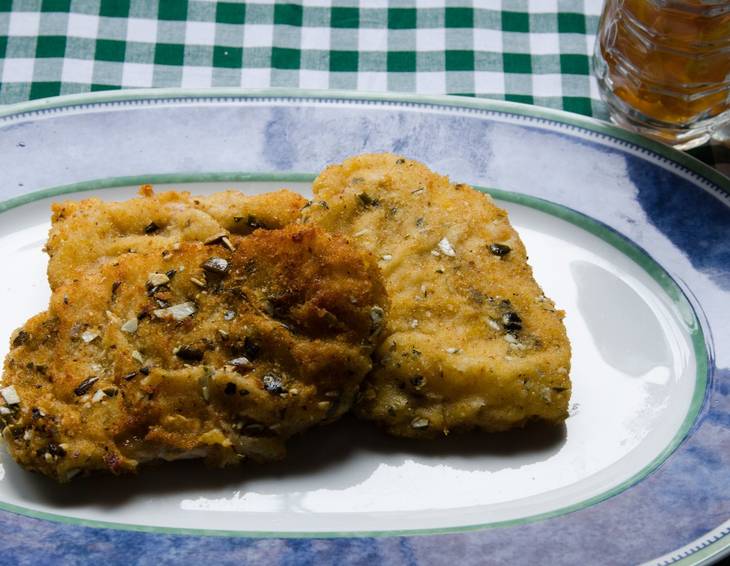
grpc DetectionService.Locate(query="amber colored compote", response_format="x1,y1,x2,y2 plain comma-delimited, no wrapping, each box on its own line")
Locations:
594,0,730,149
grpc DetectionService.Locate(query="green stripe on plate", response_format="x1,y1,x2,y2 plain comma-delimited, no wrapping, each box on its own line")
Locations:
0,172,709,540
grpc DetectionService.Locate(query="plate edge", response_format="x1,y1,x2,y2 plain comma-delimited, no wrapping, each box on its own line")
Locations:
0,87,727,197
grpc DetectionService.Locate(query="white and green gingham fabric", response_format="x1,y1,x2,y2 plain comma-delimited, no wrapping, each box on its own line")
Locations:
0,0,728,174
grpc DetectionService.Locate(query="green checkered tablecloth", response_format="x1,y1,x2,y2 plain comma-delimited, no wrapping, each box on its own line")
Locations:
0,0,728,175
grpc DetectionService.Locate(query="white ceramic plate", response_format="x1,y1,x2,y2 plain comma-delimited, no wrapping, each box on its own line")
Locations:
0,90,727,566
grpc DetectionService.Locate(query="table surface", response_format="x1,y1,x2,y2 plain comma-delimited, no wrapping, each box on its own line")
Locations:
0,0,728,170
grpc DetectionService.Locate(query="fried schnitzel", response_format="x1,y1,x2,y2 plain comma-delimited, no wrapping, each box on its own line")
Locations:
2,225,387,481
46,186,307,289
302,153,571,438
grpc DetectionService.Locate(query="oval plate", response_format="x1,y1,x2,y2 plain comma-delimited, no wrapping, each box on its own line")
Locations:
0,90,728,565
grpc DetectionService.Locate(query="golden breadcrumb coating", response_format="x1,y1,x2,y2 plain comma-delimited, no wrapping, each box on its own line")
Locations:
2,226,387,481
46,186,307,289
302,153,571,438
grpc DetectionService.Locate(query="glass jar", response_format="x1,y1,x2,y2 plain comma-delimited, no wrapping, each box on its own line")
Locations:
594,0,730,150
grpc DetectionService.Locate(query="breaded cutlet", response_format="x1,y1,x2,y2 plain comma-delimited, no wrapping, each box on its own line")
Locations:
46,186,307,289
1,225,388,481
302,153,571,438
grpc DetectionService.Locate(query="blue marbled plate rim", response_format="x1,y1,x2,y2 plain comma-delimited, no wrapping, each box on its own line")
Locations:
0,89,727,565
